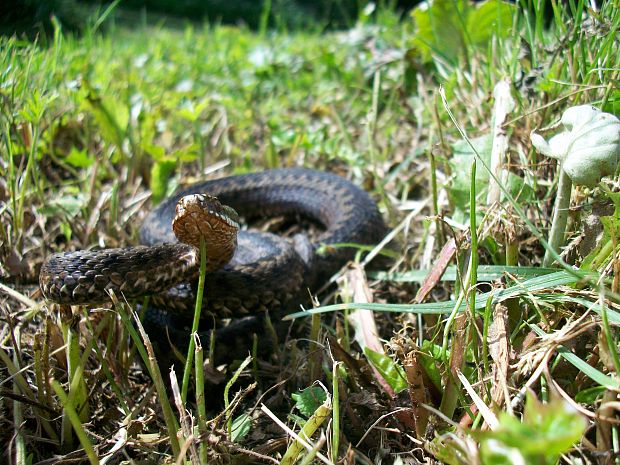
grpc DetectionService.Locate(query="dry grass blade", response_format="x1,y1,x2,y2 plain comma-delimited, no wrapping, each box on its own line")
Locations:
402,350,429,438
487,303,514,408
343,263,382,354
486,79,516,205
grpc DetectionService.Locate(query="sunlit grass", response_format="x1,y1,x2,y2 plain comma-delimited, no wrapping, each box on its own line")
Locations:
1,1,619,463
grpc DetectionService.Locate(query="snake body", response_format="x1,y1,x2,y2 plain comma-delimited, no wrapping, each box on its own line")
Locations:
40,168,386,318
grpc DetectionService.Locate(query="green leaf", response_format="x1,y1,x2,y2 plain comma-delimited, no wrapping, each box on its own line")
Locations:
39,192,87,218
287,413,307,426
410,0,516,65
476,393,586,465
427,435,472,465
419,340,444,390
574,386,605,405
506,172,535,203
530,324,618,390
60,222,73,242
177,98,210,122
174,146,200,163
479,439,524,465
142,142,166,161
410,0,467,64
150,157,177,204
64,147,95,168
291,386,327,418
84,92,128,150
466,0,515,47
363,347,408,393
18,89,57,123
448,134,492,223
287,271,620,327
230,413,252,442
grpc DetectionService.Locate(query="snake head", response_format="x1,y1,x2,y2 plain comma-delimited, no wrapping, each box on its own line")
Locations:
172,194,240,257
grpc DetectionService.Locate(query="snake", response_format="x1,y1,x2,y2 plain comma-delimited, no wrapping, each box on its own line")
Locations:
39,168,386,322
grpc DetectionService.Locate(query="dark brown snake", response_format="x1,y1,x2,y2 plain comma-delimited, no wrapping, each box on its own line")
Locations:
39,169,386,323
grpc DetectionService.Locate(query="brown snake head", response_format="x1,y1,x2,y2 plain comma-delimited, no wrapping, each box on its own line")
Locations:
172,194,240,270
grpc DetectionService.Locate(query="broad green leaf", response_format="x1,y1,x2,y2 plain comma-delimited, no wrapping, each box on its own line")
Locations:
466,0,515,47
418,340,476,390
363,347,408,393
177,98,210,122
611,192,620,217
84,92,128,149
64,147,95,168
449,134,535,212
448,134,492,222
479,439,524,465
410,0,467,64
419,340,443,390
477,393,586,464
427,435,472,465
150,157,177,204
142,142,166,161
505,172,535,203
574,386,606,404
174,146,200,163
60,222,72,242
410,0,516,65
291,386,327,418
39,193,87,218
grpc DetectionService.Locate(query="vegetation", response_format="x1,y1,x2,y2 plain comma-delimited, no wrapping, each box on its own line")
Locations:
0,0,88,37
110,0,363,29
2,0,397,36
1,1,619,463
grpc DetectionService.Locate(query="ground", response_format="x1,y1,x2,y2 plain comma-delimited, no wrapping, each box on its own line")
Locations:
1,2,619,464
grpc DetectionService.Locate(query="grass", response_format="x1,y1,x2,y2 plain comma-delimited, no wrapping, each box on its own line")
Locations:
1,1,620,463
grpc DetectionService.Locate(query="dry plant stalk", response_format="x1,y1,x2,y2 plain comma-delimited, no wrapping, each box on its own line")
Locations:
487,303,514,407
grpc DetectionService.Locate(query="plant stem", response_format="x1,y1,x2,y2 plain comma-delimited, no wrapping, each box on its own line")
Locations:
182,236,207,402
543,167,572,267
505,238,518,266
120,306,181,456
51,380,100,465
331,362,340,463
469,159,479,358
194,334,208,464
13,332,26,465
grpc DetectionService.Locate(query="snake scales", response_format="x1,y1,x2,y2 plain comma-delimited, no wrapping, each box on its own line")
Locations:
40,168,386,321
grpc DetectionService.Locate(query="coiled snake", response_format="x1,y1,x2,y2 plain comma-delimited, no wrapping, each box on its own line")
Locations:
39,169,386,323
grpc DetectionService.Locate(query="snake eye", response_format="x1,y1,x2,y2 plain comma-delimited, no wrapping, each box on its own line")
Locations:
197,194,240,228
221,205,240,226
